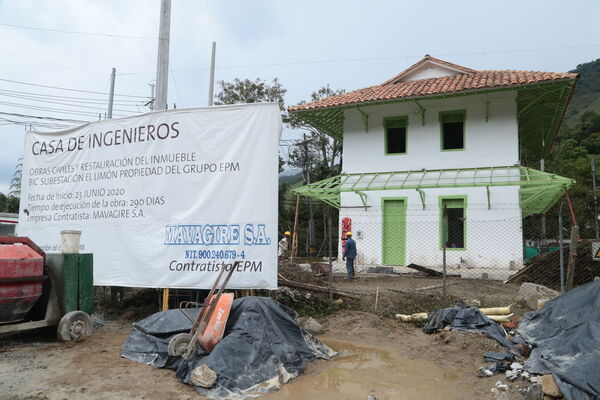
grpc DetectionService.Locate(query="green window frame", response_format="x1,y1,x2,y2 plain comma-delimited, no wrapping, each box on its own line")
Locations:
439,195,467,250
384,116,408,155
439,110,466,151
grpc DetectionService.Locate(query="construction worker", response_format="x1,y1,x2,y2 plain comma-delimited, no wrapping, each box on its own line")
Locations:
278,231,291,261
342,231,356,279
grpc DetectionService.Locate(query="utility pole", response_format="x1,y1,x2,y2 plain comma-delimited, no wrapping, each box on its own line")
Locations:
591,156,599,239
208,42,216,106
107,68,116,119
148,82,155,111
154,0,171,111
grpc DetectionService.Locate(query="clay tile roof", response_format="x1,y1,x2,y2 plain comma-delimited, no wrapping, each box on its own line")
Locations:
289,56,578,113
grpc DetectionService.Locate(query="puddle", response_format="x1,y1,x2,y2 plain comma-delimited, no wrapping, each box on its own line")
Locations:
266,339,468,400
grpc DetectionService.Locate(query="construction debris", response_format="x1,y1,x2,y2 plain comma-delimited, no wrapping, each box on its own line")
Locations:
516,283,559,310
526,384,543,400
396,305,512,322
539,375,563,399
405,263,443,277
422,306,515,348
519,279,600,399
190,365,217,388
297,316,325,335
121,297,336,398
507,241,600,290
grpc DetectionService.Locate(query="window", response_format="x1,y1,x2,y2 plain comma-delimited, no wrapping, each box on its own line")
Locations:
440,197,466,249
384,117,407,154
440,111,465,150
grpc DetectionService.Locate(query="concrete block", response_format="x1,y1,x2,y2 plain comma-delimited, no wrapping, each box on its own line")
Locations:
517,283,559,310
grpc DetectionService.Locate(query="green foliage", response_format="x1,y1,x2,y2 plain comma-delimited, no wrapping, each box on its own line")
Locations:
5,196,19,213
288,85,345,178
9,157,22,198
0,194,20,214
214,77,289,123
564,58,600,126
541,109,600,238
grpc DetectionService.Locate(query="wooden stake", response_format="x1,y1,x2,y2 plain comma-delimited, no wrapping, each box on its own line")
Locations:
374,286,379,312
162,288,169,311
566,225,579,291
291,195,300,260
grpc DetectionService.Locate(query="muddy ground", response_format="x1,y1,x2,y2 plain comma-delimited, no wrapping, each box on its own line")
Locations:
1,266,532,399
0,307,530,400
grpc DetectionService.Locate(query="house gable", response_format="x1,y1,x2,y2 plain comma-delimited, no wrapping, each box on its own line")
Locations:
382,55,476,85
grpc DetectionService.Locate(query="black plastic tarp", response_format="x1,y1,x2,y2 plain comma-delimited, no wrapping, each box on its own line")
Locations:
518,280,600,400
121,296,335,399
423,306,515,348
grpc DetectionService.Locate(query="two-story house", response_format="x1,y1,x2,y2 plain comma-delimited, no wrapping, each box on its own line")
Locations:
289,55,577,275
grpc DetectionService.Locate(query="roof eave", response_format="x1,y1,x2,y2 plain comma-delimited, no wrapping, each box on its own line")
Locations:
289,77,578,115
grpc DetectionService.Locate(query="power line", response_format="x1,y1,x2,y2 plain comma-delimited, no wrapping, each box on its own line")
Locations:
0,21,157,40
118,43,600,76
0,100,126,117
0,88,145,104
0,92,142,112
0,78,149,98
0,111,87,123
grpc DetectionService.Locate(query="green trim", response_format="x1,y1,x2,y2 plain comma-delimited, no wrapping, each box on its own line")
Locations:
381,197,407,266
439,109,466,151
356,106,369,133
415,100,425,126
439,195,467,251
290,166,573,216
384,116,408,155
290,79,577,159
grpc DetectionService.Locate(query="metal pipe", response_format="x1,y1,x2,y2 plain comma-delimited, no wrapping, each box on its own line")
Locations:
442,205,447,299
328,207,333,302
559,202,565,293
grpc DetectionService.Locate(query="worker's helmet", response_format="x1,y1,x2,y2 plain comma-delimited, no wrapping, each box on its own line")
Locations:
284,231,291,236
346,231,352,236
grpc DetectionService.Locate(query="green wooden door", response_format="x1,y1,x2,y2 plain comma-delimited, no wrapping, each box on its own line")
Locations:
382,199,406,266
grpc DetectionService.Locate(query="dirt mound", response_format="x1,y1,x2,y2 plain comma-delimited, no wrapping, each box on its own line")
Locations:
278,262,327,286
508,240,600,290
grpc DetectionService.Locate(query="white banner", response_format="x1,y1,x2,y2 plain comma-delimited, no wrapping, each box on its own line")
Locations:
17,103,281,289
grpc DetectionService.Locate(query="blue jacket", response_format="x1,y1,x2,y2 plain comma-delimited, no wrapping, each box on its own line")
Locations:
344,238,357,258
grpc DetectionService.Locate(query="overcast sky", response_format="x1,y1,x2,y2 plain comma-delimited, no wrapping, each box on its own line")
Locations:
1,0,599,193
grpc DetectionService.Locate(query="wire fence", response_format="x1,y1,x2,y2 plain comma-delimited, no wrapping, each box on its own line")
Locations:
285,202,600,306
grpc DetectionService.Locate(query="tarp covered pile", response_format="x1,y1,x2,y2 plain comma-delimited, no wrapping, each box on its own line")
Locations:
519,280,600,400
423,306,516,348
121,297,335,399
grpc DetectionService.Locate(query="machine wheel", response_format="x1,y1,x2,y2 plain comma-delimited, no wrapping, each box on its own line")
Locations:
57,311,93,342
168,333,194,357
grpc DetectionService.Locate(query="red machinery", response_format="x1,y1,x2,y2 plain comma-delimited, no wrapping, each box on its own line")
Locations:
0,236,93,341
0,237,45,324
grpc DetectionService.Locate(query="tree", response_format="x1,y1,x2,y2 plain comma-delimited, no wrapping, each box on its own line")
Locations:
214,77,289,123
9,157,22,198
0,193,6,212
286,85,345,256
289,85,345,178
5,196,19,214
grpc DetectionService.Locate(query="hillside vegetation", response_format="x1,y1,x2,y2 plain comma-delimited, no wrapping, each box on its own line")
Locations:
564,58,600,125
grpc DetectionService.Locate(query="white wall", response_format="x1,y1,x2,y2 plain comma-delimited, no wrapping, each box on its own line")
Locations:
338,185,523,272
342,91,519,173
401,64,462,81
